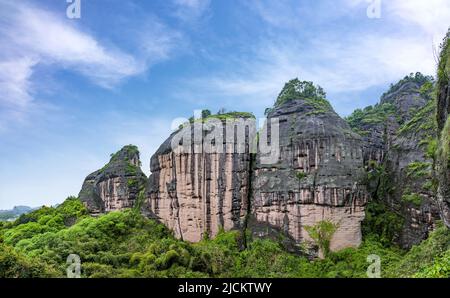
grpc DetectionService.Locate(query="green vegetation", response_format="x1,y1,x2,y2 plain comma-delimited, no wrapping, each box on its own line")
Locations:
346,103,397,133
362,200,404,247
397,99,437,135
419,80,434,101
126,163,139,176
124,145,139,158
304,221,338,258
185,110,255,126
127,178,138,188
362,161,405,247
109,145,139,163
381,72,433,101
425,138,438,160
276,79,326,104
415,250,450,278
437,30,450,85
207,111,255,121
102,145,143,174
274,78,332,115
0,197,448,278
435,29,450,183
295,171,307,181
405,161,432,178
0,243,59,278
401,193,423,207
437,116,450,165
389,223,450,277
346,72,435,136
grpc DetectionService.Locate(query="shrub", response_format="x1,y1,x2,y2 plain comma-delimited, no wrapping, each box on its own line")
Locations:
304,221,338,258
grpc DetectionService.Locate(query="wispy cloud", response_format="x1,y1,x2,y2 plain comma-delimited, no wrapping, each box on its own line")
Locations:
0,57,37,108
0,0,182,130
172,0,211,22
174,35,435,113
346,0,450,41
387,0,450,44
174,0,449,114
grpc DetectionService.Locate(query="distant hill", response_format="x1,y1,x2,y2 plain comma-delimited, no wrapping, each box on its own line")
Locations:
0,206,34,222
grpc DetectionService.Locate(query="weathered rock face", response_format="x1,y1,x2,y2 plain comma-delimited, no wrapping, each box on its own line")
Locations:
146,117,252,242
251,98,369,252
347,74,442,248
79,145,147,214
145,82,369,251
436,32,450,228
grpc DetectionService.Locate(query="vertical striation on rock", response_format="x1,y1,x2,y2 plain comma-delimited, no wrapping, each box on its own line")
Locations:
144,81,369,252
78,145,147,214
251,80,369,252
146,113,254,242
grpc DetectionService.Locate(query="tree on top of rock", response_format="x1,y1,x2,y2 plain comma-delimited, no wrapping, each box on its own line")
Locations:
275,78,327,106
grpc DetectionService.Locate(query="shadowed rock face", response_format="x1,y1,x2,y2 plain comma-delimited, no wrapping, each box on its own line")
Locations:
251,99,369,252
146,117,252,242
436,34,450,228
384,81,440,247
78,145,147,214
348,75,442,248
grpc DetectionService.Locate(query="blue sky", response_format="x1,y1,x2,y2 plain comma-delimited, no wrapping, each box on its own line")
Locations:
0,0,449,209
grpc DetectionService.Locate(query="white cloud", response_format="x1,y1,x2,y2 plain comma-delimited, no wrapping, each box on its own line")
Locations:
386,0,450,42
175,0,448,113
172,0,211,21
0,57,37,107
345,0,450,40
0,1,182,129
176,32,436,113
246,0,303,28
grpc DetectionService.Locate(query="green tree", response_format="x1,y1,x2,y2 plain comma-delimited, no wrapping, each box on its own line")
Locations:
276,78,327,106
305,221,338,258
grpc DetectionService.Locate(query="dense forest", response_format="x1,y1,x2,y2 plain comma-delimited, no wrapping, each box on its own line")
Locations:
0,197,449,278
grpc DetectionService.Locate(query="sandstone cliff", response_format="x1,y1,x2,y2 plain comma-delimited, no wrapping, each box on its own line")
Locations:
79,145,147,214
146,113,254,242
77,73,448,253
144,80,369,254
251,80,369,253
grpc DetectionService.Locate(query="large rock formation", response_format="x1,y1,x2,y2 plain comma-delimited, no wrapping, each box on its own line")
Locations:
347,73,442,248
77,73,447,253
146,113,254,242
145,80,369,253
79,145,147,214
436,31,450,228
251,81,369,252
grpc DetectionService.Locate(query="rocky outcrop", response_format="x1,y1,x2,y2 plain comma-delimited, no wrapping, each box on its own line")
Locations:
436,31,450,228
79,145,147,214
347,73,442,248
145,80,369,253
146,114,253,242
251,97,369,252
77,74,446,252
